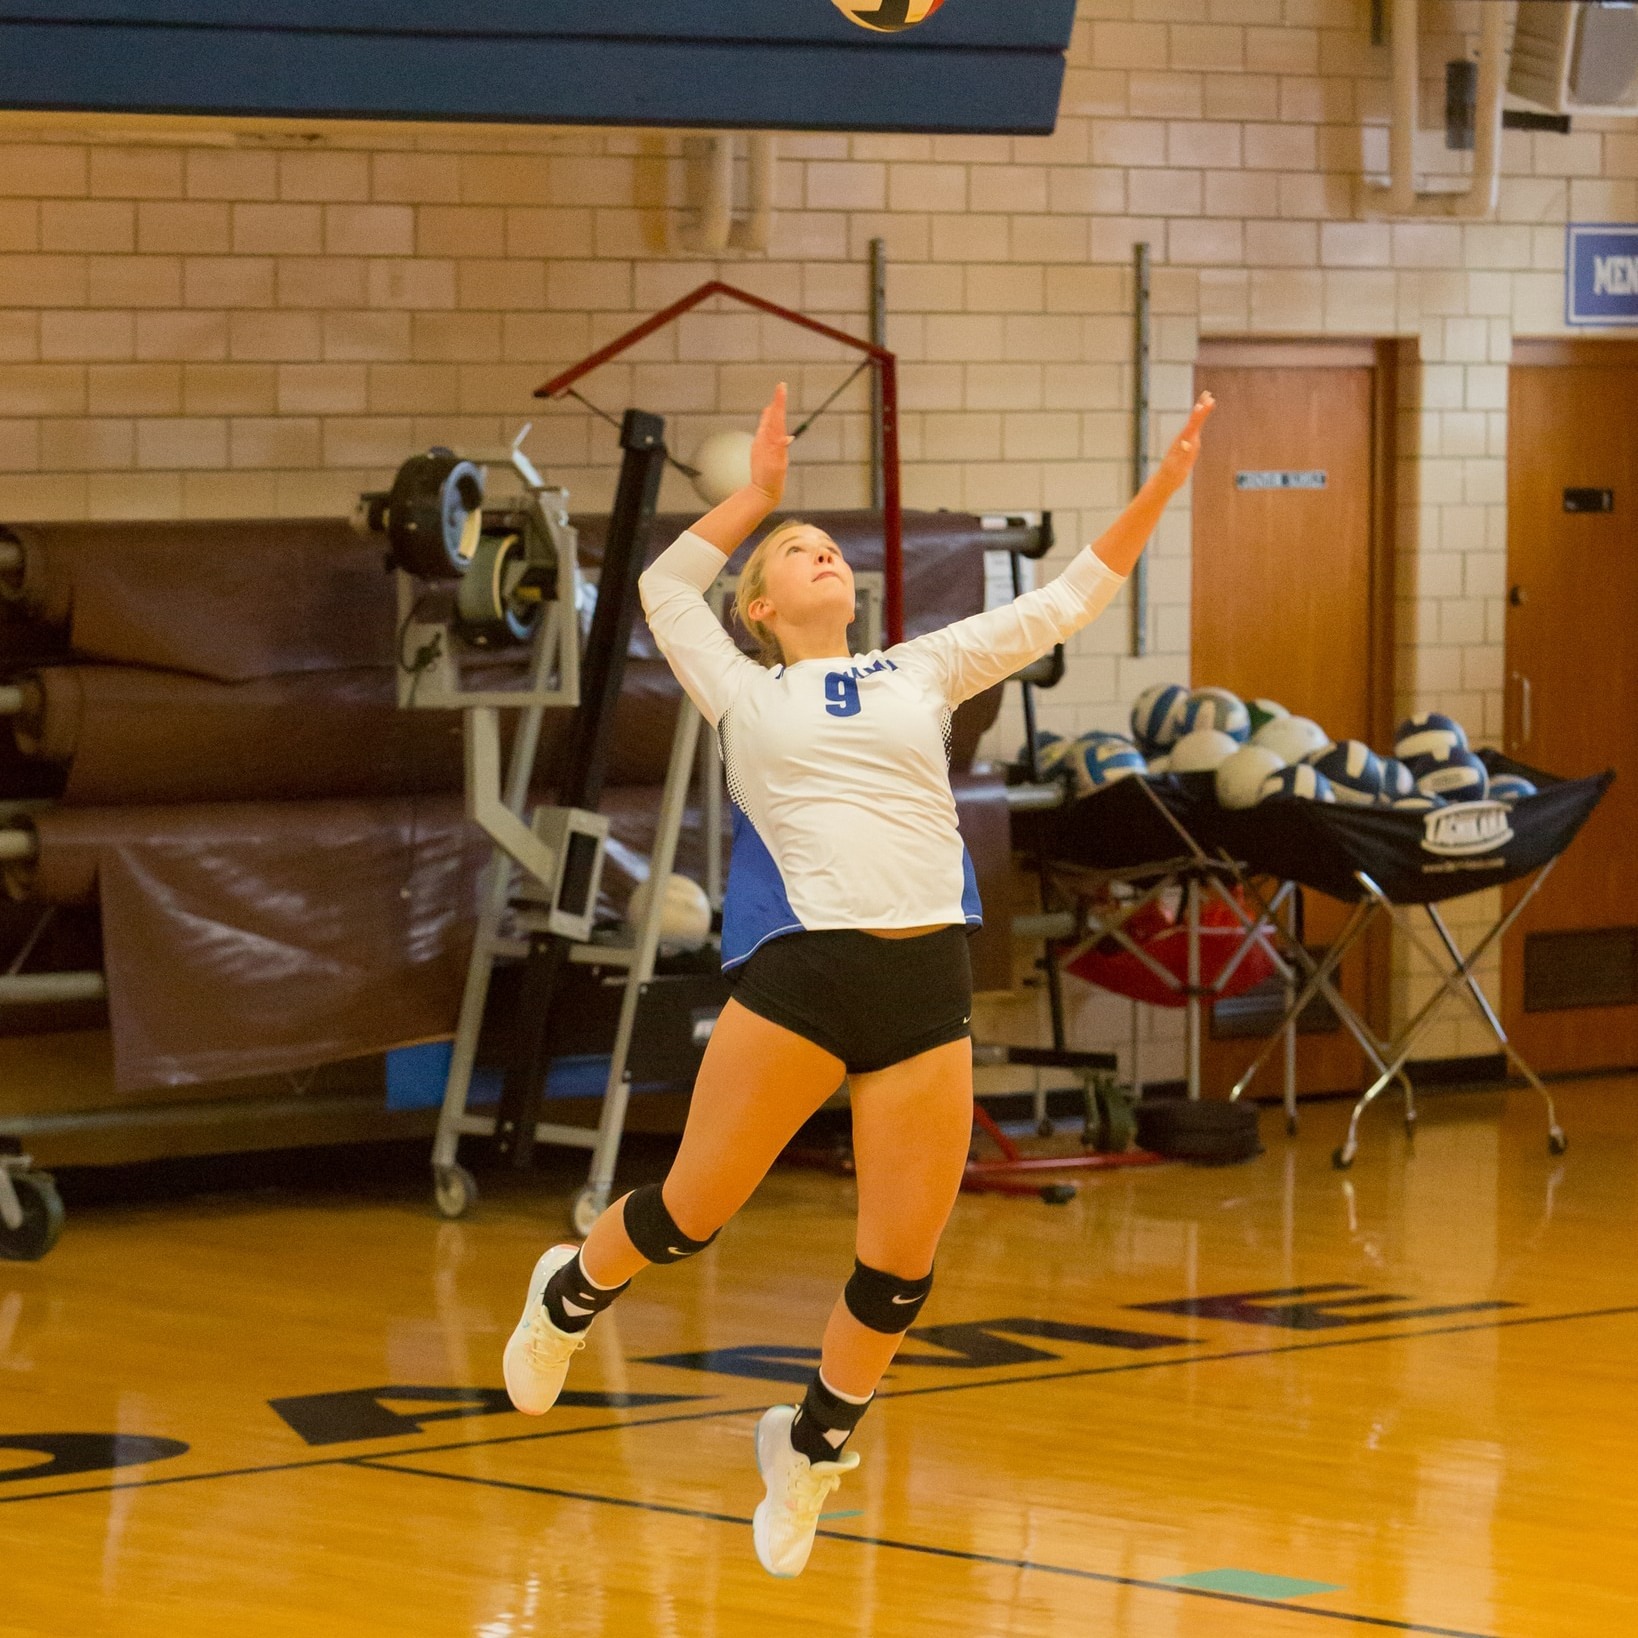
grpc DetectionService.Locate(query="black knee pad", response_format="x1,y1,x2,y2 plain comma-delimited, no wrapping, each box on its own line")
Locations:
844,1259,934,1334
622,1185,719,1266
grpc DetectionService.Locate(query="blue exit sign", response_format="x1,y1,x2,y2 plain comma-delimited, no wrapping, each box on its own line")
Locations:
1567,225,1638,327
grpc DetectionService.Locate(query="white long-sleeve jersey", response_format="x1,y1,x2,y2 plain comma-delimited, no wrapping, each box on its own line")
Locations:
638,530,1125,970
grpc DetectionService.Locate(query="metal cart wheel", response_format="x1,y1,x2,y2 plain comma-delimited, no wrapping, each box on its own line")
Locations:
1040,1183,1077,1205
0,1170,65,1262
432,1163,478,1220
1036,1117,1056,1138
570,1184,607,1238
1548,1128,1568,1156
1332,1145,1355,1171
1285,1114,1299,1137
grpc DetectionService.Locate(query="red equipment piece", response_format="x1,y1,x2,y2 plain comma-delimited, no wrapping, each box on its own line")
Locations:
1063,886,1276,1007
536,280,905,645
962,1103,1164,1201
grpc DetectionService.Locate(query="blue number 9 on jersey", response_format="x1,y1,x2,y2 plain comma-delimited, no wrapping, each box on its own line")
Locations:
825,673,862,718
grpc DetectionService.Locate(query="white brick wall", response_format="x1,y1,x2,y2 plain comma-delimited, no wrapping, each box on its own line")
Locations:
2,0,1636,1072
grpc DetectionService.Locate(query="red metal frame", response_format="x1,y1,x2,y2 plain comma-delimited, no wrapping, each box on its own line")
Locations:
536,280,904,645
961,1104,1164,1198
788,1104,1164,1205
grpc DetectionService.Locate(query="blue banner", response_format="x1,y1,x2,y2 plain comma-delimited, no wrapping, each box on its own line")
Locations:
0,3,1074,133
1566,225,1638,327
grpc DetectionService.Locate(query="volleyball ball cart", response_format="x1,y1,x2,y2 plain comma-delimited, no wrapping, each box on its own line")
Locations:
1212,753,1612,1168
1009,763,1304,1118
1012,748,1610,1166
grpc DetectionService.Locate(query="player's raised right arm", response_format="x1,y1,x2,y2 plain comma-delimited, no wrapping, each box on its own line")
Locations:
637,385,793,723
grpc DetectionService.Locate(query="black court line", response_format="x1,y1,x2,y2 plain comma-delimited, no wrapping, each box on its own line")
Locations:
350,1458,1500,1638
3,1300,1635,1510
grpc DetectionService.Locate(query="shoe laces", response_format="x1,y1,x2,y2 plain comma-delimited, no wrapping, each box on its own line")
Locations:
525,1307,587,1368
782,1461,845,1524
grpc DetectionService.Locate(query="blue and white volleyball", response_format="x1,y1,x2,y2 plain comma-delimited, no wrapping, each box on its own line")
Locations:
1413,745,1489,802
1215,744,1285,810
1306,740,1385,807
1488,773,1538,804
1259,764,1337,803
1395,711,1469,763
1379,757,1416,801
1181,687,1251,743
1169,728,1240,773
1017,728,1068,773
1147,754,1173,775
1247,698,1289,737
1067,731,1147,795
1130,683,1190,755
1392,793,1442,812
1252,714,1330,764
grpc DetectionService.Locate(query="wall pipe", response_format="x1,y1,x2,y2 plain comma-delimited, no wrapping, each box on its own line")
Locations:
1379,0,1511,218
732,132,776,254
681,131,776,255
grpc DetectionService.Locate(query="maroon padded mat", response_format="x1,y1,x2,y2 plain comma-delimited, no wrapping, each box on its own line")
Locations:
16,798,485,1093
8,659,700,803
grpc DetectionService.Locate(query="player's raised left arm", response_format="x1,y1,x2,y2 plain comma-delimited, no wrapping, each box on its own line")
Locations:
1088,391,1213,576
889,394,1214,707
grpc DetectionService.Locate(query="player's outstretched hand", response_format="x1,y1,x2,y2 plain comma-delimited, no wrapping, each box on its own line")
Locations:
1158,392,1214,489
750,383,795,507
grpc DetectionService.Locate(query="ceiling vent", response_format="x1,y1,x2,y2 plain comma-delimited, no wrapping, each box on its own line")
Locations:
1509,0,1638,115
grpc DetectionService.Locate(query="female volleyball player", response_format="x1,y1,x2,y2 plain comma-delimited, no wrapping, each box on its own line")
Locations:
505,383,1214,1577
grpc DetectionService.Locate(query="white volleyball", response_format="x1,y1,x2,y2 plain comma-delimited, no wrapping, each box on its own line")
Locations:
1395,711,1469,764
1260,764,1337,803
1180,687,1251,743
1379,757,1417,801
1413,745,1489,802
626,872,713,952
1307,739,1386,807
1130,682,1190,755
1215,745,1286,809
689,429,755,506
1169,728,1240,773
1252,714,1331,764
1066,731,1147,795
1488,773,1537,804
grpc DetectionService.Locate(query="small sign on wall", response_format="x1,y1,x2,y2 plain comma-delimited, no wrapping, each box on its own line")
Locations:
1566,225,1638,327
1234,470,1327,491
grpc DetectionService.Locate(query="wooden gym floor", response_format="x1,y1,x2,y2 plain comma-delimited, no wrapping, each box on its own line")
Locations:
3,1079,1636,1637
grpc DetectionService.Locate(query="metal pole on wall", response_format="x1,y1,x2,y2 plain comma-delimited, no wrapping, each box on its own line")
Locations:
1131,240,1151,659
869,237,887,511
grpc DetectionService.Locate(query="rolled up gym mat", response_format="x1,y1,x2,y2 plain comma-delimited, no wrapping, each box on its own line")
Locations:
8,665,466,806
8,797,489,1093
3,659,700,803
0,508,1023,719
0,518,395,680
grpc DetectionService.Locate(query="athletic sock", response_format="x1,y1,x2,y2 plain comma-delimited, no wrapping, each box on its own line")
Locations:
542,1249,630,1334
789,1371,874,1466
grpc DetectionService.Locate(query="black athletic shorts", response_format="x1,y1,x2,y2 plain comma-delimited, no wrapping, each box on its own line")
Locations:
727,925,973,1074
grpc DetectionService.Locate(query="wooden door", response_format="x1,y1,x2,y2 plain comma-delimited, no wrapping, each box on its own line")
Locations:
1192,342,1395,1097
1503,343,1638,1074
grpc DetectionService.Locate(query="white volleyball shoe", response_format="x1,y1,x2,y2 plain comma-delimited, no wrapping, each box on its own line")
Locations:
751,1404,860,1578
502,1243,588,1416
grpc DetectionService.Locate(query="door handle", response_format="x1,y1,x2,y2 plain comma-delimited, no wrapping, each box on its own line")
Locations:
1510,671,1532,750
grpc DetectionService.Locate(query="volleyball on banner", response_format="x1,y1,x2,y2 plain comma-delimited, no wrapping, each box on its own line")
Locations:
831,0,947,32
